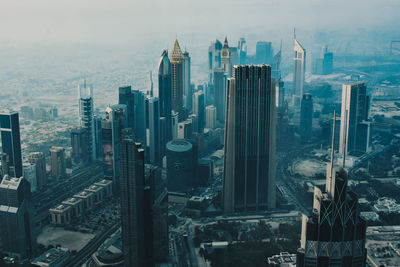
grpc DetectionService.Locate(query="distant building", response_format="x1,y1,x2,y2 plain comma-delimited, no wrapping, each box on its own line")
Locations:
223,65,276,213
118,85,135,130
146,97,161,164
293,32,306,99
0,152,9,178
313,45,333,75
268,252,296,266
62,197,83,218
205,105,216,129
171,111,179,140
93,115,103,160
208,39,223,83
158,50,172,141
0,175,36,261
132,89,147,143
213,68,226,123
23,163,37,192
70,126,88,166
183,51,192,112
221,37,232,77
256,41,273,64
0,111,22,178
50,146,66,179
31,247,70,267
178,120,193,139
238,37,247,65
49,204,71,225
170,39,185,121
78,81,95,161
28,152,47,190
300,93,313,142
193,91,205,133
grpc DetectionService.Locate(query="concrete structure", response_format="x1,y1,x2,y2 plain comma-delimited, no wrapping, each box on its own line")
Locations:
49,204,72,225
0,111,22,178
50,146,65,179
205,105,217,129
31,247,70,267
293,31,306,99
28,152,47,190
74,191,94,211
223,65,276,213
158,50,172,141
91,230,123,266
61,197,83,218
78,81,95,161
23,163,37,192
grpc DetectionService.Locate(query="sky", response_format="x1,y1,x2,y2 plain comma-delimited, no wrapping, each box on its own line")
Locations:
0,0,399,48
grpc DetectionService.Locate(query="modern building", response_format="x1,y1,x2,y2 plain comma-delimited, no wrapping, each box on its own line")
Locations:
275,79,285,109
208,39,223,83
293,32,306,99
78,81,95,161
74,191,94,211
61,197,83,218
339,82,369,155
205,105,216,129
0,175,36,261
256,41,273,64
178,120,193,139
296,166,367,266
238,37,247,65
300,93,313,142
70,126,88,166
213,68,226,123
0,152,9,178
170,39,185,121
183,51,192,112
313,45,333,75
27,152,47,190
221,37,232,77
166,139,197,192
171,111,179,140
132,89,147,143
223,65,276,213
23,163,37,192
118,85,135,130
193,91,205,133
119,129,145,267
158,50,172,141
146,97,161,164
0,111,22,178
31,247,70,267
49,204,72,225
93,115,103,160
50,146,66,179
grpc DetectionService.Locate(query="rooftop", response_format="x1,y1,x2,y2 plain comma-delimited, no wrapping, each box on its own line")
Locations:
31,247,70,265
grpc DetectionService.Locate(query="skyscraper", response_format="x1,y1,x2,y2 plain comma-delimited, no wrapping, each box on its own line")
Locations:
146,97,160,164
50,146,66,179
339,82,369,155
70,126,88,166
221,37,232,77
256,41,273,64
27,152,47,190
119,129,145,267
183,51,192,112
300,93,313,142
205,105,216,129
78,81,95,161
193,91,205,133
23,163,37,192
0,175,36,261
132,90,147,143
118,86,135,129
293,31,306,99
170,39,185,121
0,111,22,178
223,65,276,213
208,39,223,83
158,50,172,141
178,120,193,139
213,68,226,123
0,152,9,178
238,37,247,65
93,115,103,160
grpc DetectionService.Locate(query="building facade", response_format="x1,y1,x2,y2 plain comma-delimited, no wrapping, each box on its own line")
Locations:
0,111,22,178
78,81,95,161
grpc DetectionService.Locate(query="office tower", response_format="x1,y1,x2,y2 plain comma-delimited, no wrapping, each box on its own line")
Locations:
93,115,103,160
193,91,205,133
313,45,334,75
293,31,306,99
223,65,276,213
23,163,37,192
0,152,9,178
238,37,247,65
221,37,232,77
166,139,196,192
300,93,313,142
171,111,179,140
183,51,192,112
118,86,135,129
159,117,167,159
188,114,199,133
146,97,161,164
0,111,22,178
178,120,193,139
78,81,95,161
70,126,88,166
230,46,239,66
275,79,285,109
102,104,127,185
170,39,185,121
355,121,371,153
208,39,223,82
213,68,226,123
132,90,147,143
119,129,145,267
0,175,36,261
27,152,47,190
256,41,273,64
339,82,369,155
205,105,216,129
50,146,66,179
158,50,172,141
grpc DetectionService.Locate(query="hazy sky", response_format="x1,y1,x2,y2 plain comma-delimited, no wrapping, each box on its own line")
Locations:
1,0,399,47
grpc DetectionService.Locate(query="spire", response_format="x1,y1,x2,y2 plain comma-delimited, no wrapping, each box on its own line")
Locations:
171,39,183,61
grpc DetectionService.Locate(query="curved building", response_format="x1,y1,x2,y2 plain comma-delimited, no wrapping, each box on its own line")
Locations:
166,139,196,192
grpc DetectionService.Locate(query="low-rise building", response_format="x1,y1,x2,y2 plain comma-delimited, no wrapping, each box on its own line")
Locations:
74,191,94,211
31,247,70,267
94,179,113,198
61,197,83,218
49,205,72,225
85,184,105,203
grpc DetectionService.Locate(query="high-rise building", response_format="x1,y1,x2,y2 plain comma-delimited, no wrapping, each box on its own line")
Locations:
170,39,185,121
132,90,147,143
275,79,285,109
178,120,193,139
171,111,179,140
221,37,232,77
159,117,167,159
78,81,95,161
119,129,145,267
146,97,160,164
0,152,9,178
313,45,334,75
0,111,22,178
193,91,205,133
188,114,199,133
93,115,103,160
256,41,273,64
70,126,88,166
23,163,37,192
223,65,276,213
183,51,192,112
0,175,36,261
205,105,216,129
27,152,47,190
293,31,306,99
339,82,369,155
118,86,135,129
208,39,223,83
300,93,313,142
50,146,65,179
213,68,226,123
158,50,172,141
238,37,247,65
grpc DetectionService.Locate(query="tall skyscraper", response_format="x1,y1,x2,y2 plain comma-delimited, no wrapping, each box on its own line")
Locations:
170,39,185,121
208,39,223,83
313,45,334,75
213,68,226,123
118,86,135,129
158,50,172,141
119,129,145,267
93,115,103,160
70,126,88,166
223,65,276,213
27,152,47,190
146,97,160,164
178,120,193,139
50,146,66,179
300,93,313,142
183,51,192,112
0,111,22,178
293,31,306,99
221,37,232,77
256,41,273,64
193,91,205,133
205,105,216,129
339,82,369,155
171,111,179,140
275,79,285,109
132,90,147,143
0,175,36,261
238,37,247,65
78,81,95,161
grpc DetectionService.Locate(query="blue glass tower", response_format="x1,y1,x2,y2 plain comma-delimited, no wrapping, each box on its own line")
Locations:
0,112,22,178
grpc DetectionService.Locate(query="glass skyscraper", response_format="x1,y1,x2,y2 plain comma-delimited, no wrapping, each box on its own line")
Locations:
0,111,22,178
